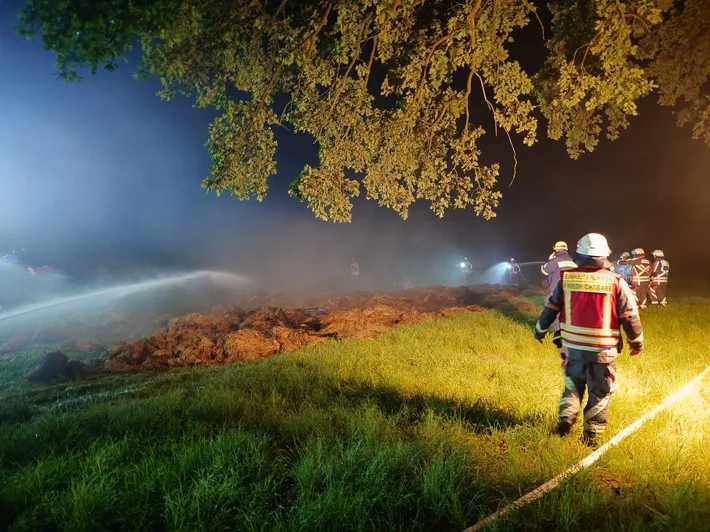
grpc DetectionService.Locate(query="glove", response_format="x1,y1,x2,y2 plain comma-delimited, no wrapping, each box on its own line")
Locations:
561,357,568,370
630,347,642,356
534,330,545,343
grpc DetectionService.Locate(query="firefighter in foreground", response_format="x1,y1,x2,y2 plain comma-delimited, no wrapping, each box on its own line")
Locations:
649,249,670,306
534,233,644,444
540,241,577,357
628,248,651,309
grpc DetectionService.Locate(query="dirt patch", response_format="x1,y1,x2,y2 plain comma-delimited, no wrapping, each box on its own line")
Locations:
103,286,531,372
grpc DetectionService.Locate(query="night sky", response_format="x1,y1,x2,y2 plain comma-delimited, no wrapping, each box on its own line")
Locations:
1,1,709,289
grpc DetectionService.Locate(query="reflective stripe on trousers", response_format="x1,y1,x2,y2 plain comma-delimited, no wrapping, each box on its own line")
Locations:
559,349,618,436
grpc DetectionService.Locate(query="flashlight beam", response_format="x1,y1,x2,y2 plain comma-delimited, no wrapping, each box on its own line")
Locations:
464,362,710,532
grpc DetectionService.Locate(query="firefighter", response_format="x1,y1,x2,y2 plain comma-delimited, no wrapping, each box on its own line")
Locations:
540,241,577,357
509,258,523,285
534,233,643,444
649,250,670,306
628,248,651,309
350,259,360,284
613,252,631,281
461,257,473,285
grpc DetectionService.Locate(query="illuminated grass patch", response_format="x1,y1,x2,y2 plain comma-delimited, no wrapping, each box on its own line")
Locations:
1,300,709,530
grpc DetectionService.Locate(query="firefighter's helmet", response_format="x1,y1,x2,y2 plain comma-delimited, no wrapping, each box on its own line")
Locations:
576,233,611,257
631,248,645,257
652,249,664,258
553,241,568,251
620,252,631,259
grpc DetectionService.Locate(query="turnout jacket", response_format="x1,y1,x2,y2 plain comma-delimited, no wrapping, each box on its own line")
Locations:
536,256,644,352
541,250,577,293
628,257,651,285
651,258,670,283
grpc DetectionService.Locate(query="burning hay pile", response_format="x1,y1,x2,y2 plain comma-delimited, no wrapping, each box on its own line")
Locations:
106,286,492,371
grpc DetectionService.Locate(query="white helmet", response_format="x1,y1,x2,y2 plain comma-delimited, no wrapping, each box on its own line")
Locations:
553,241,568,251
576,233,611,257
632,248,645,257
652,249,664,258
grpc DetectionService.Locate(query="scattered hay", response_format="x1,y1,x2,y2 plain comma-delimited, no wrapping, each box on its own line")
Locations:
320,304,426,339
224,330,279,362
103,286,533,372
514,301,539,314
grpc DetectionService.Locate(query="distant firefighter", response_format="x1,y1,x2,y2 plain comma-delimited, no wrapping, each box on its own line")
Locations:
540,241,577,357
508,258,523,285
649,250,670,306
534,233,644,444
350,259,360,279
613,252,631,283
628,248,651,309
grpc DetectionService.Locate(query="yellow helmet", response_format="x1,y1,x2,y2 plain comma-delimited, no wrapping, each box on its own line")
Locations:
553,241,568,251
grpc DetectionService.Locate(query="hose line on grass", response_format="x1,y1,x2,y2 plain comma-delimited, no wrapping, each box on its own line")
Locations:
464,362,710,531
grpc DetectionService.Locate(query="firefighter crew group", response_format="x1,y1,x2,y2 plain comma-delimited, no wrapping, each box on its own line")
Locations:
612,249,670,308
543,243,670,310
535,234,645,445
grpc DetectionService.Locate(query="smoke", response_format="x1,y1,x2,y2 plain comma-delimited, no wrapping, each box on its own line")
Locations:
0,262,70,311
0,270,253,344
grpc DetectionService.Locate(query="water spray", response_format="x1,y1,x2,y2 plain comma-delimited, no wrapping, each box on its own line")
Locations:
0,270,248,323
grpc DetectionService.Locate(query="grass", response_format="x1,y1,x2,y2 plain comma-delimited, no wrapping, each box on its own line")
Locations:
1,297,709,531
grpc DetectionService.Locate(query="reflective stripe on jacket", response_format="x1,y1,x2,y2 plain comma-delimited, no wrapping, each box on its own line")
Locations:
651,259,670,283
536,257,644,352
629,258,651,285
541,250,577,293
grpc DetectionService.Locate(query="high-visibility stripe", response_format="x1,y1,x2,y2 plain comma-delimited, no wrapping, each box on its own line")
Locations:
560,323,620,337
565,289,572,326
535,321,547,334
558,261,577,270
628,333,644,344
602,293,611,332
584,420,607,434
584,396,611,422
561,340,614,352
561,332,618,347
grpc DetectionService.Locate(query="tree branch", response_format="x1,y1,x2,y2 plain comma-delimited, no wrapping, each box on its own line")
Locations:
475,72,497,136
408,31,455,118
505,126,518,185
463,0,483,135
329,16,372,113
253,63,283,120
364,34,377,90
533,7,545,40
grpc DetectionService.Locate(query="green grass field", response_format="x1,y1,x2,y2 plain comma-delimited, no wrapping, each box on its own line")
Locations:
1,296,709,531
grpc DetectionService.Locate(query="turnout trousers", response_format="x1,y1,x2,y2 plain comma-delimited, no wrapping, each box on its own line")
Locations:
632,282,650,308
559,348,618,437
649,281,667,306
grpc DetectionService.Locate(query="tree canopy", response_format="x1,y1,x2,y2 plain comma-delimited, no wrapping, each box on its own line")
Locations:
17,0,710,221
